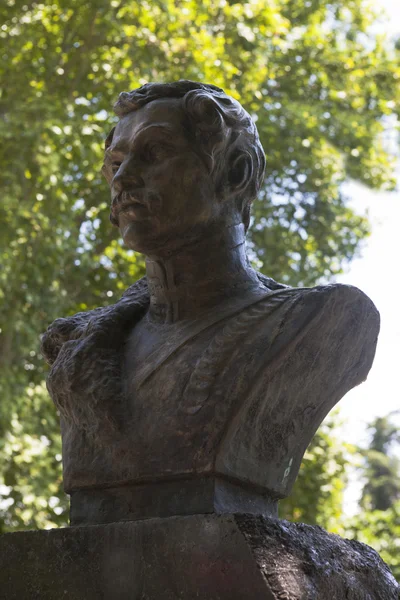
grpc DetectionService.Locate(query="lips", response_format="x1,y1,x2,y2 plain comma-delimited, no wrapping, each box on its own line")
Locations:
110,190,148,224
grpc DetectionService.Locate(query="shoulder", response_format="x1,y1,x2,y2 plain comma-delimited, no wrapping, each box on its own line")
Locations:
262,282,379,328
226,281,379,349
249,282,380,378
41,277,149,365
269,283,380,383
291,283,380,334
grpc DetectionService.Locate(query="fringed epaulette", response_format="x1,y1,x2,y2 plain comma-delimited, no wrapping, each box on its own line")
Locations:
41,277,149,366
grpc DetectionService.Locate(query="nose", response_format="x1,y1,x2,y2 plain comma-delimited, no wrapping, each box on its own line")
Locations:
112,156,145,193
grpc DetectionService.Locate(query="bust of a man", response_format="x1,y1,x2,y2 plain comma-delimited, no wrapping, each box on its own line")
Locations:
42,81,379,526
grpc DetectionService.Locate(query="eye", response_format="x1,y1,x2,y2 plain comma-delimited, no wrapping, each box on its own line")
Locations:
111,162,121,174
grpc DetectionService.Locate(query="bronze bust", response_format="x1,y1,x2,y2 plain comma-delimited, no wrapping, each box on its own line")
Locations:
41,81,380,525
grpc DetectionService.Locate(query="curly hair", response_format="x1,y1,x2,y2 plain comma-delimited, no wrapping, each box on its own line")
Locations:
106,80,266,231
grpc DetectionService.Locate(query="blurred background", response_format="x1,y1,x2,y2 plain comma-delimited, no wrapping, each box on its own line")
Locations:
0,0,399,579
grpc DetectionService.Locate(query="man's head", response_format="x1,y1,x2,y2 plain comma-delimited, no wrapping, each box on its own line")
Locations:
102,80,265,255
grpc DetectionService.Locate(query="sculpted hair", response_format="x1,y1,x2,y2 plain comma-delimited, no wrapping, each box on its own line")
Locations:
107,80,266,231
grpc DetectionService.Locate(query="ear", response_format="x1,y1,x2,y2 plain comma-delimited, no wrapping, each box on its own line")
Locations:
228,150,253,195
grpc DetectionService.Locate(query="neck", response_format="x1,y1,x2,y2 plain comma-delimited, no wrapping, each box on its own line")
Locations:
144,224,260,323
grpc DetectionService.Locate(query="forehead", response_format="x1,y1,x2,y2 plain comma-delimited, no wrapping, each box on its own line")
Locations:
112,98,188,146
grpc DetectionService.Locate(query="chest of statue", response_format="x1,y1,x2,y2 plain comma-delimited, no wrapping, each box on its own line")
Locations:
43,282,379,525
60,301,278,492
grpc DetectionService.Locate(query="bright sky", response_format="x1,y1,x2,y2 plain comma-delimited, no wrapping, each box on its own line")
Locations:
335,0,400,444
332,0,400,511
337,182,400,445
337,179,400,513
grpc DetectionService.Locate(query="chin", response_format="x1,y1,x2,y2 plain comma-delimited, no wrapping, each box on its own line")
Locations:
120,219,211,257
120,221,160,255
122,234,152,254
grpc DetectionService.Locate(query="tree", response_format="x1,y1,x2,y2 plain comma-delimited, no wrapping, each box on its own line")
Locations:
345,503,400,582
0,0,399,530
361,413,400,511
0,383,68,533
280,412,350,534
345,414,400,581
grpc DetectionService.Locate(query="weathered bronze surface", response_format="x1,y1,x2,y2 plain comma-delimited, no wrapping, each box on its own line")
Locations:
41,81,380,525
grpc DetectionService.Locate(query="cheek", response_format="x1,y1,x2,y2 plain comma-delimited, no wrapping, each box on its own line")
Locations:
147,158,188,190
183,165,216,218
145,156,217,225
149,156,211,192
182,154,212,189
173,159,215,209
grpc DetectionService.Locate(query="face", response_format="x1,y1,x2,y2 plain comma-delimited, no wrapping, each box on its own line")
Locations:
102,98,229,256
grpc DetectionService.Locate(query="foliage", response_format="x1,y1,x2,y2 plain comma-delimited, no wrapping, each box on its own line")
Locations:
360,413,400,511
280,412,350,534
345,414,400,581
345,503,400,582
281,412,400,581
0,383,68,533
0,0,399,530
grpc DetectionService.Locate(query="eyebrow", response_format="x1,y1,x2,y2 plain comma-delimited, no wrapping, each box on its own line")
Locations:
106,124,182,155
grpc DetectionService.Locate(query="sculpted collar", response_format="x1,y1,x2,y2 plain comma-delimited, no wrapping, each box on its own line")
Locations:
144,223,260,323
41,270,287,436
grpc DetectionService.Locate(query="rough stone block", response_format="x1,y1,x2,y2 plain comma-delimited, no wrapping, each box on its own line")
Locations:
0,514,398,599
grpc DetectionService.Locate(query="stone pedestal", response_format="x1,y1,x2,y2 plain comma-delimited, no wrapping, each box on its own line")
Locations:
0,514,398,599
